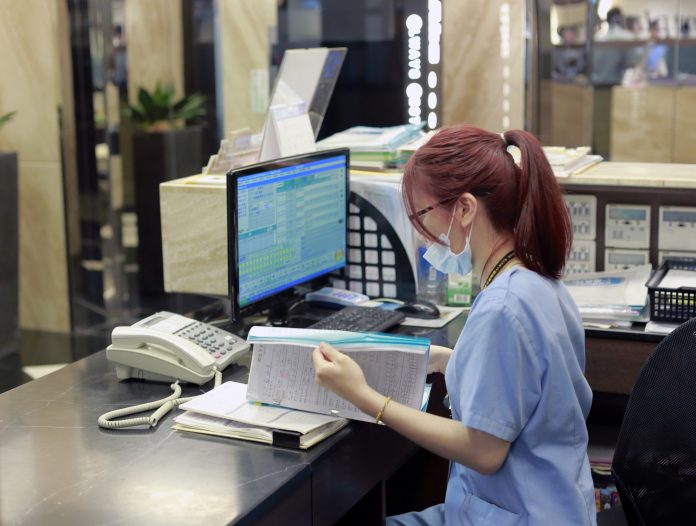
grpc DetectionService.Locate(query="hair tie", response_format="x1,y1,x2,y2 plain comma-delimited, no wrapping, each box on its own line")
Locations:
500,132,507,145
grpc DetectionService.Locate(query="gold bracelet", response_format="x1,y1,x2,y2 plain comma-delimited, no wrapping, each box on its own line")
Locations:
375,396,392,424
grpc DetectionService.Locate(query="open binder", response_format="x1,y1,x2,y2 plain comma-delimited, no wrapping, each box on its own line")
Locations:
174,381,348,449
245,327,431,423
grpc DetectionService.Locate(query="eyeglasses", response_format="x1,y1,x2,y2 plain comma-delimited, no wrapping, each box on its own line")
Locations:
408,199,453,221
408,188,494,221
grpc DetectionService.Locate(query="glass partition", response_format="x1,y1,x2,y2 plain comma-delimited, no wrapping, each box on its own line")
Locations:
63,0,696,334
66,0,222,333
537,0,695,163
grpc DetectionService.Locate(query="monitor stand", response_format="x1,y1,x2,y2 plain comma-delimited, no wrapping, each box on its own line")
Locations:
267,303,290,327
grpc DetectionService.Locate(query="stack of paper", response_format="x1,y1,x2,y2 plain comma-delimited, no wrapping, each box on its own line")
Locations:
174,381,348,449
656,268,696,290
316,124,425,169
203,128,261,175
562,265,652,325
394,130,436,167
543,146,602,177
509,146,602,178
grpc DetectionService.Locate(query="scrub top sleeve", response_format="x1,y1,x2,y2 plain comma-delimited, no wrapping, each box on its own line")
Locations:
453,303,542,443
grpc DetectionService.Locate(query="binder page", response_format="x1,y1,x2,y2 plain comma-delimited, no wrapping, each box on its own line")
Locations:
180,381,342,434
246,328,429,423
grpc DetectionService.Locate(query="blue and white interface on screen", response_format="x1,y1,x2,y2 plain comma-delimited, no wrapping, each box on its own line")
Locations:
236,155,347,307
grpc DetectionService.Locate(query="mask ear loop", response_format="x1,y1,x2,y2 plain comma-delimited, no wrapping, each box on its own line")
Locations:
443,205,457,245
449,204,474,256
465,218,473,245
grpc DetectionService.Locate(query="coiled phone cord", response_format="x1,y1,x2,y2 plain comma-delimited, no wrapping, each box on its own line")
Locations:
97,368,223,430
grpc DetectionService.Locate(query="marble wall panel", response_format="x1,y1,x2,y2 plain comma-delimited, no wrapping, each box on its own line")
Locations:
442,0,525,131
18,163,71,332
220,0,277,134
0,0,72,332
610,86,675,163
125,0,184,102
538,80,553,145
0,1,62,162
674,87,696,164
161,180,227,296
550,82,594,147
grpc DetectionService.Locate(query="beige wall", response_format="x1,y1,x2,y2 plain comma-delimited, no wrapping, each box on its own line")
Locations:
611,86,676,163
674,87,696,164
219,0,277,135
125,0,184,102
548,81,594,148
0,0,74,332
442,0,525,131
610,85,696,164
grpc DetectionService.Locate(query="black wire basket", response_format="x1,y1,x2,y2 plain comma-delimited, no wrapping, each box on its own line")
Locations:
646,258,696,323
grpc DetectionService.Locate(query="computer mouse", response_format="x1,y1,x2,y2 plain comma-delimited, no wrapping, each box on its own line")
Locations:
395,300,441,319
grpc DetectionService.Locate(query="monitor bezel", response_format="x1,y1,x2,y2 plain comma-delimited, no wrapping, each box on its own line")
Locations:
227,148,350,322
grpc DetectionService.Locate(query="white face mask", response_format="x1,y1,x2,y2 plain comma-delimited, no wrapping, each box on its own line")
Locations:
422,207,474,276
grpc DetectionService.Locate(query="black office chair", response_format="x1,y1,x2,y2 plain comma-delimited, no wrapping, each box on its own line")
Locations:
603,317,696,526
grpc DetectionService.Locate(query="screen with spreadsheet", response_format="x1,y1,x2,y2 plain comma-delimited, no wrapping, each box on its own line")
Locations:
228,149,348,313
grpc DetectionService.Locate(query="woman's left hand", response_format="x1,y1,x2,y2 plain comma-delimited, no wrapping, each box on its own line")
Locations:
312,343,369,404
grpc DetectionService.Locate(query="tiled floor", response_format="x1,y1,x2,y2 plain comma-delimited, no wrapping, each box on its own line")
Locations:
0,347,30,393
0,330,110,394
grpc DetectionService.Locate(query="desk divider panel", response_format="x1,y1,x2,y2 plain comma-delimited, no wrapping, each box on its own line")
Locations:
331,192,416,302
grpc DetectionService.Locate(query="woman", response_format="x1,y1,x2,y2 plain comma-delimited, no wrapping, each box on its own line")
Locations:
312,125,596,525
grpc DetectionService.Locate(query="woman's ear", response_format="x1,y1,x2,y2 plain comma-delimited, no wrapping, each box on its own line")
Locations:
455,193,478,227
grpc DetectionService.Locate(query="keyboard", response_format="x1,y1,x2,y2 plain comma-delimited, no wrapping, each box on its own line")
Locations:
309,306,405,332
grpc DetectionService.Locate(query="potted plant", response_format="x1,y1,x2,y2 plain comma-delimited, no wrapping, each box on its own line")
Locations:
128,84,206,294
0,111,18,352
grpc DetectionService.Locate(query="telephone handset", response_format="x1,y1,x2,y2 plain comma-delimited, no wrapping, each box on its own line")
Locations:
100,312,250,430
106,311,249,385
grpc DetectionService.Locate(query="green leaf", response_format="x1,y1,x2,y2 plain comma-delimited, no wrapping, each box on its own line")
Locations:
137,88,155,114
0,111,17,130
173,93,205,111
152,82,175,108
128,83,207,128
173,95,206,116
176,106,206,121
129,105,147,123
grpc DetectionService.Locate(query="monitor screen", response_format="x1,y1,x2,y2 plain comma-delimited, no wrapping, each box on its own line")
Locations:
227,148,349,320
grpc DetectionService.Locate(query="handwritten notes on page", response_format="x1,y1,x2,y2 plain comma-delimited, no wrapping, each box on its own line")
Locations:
245,327,430,423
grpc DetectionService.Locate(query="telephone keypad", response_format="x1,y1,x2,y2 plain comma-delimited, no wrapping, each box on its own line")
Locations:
174,321,248,370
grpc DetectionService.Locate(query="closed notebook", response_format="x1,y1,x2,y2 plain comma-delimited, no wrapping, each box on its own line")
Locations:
174,381,348,449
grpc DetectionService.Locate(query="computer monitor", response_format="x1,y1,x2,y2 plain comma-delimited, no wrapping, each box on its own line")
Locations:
227,148,350,322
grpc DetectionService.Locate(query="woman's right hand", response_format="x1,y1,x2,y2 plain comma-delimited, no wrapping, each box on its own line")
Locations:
428,345,453,375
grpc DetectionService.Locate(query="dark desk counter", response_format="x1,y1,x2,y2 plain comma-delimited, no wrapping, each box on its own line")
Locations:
0,344,432,525
0,310,663,524
0,352,310,525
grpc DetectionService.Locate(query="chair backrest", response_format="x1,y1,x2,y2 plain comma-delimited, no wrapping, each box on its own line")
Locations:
611,317,696,525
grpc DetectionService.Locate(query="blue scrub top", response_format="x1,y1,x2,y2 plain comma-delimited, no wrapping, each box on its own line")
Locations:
444,267,596,525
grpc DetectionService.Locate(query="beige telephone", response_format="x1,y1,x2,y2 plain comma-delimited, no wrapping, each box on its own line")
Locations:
106,311,249,385
100,312,250,430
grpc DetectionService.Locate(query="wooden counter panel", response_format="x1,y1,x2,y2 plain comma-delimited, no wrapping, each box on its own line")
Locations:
585,337,656,395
